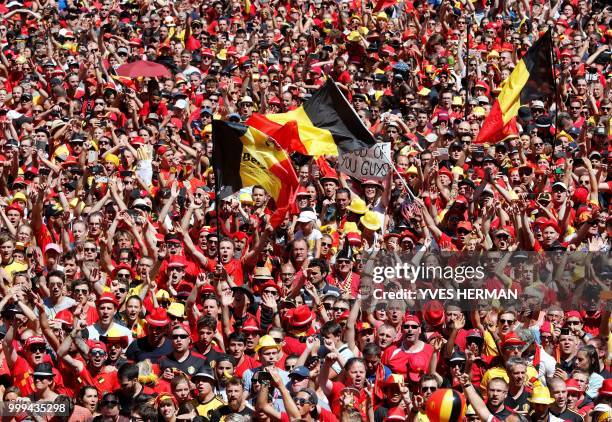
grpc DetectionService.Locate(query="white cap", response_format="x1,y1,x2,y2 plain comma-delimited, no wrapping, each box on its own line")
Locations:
425,133,438,143
239,96,253,104
552,182,568,191
531,100,545,108
297,210,317,223
175,99,188,109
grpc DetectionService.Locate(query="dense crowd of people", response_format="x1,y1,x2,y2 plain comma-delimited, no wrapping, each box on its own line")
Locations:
0,0,610,420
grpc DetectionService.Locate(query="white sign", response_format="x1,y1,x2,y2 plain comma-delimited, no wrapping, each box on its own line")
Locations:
338,143,391,180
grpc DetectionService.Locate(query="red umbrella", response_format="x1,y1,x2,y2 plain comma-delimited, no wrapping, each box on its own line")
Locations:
115,60,172,78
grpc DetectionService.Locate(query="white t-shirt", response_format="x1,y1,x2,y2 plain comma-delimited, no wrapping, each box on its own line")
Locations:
294,229,323,258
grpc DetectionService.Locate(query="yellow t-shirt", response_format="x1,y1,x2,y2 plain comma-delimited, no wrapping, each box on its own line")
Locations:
197,396,226,419
2,260,28,281
483,330,499,357
480,366,541,392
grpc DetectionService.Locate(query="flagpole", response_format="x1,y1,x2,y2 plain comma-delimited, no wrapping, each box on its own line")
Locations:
211,121,223,264
464,16,471,120
382,152,417,200
548,26,562,149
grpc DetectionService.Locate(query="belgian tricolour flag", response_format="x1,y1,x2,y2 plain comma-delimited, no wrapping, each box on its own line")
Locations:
247,78,376,156
212,120,298,225
475,30,554,144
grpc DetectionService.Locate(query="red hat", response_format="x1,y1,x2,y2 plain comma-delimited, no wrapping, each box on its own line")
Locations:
564,310,582,321
97,292,119,307
501,331,525,347
61,156,79,168
356,321,374,333
457,221,473,231
268,97,281,106
381,45,395,56
260,280,282,295
168,255,187,268
25,336,46,348
573,186,589,204
13,176,26,186
200,284,217,295
422,301,445,327
346,232,362,247
539,321,552,334
88,340,108,354
201,48,214,57
599,378,612,397
146,308,170,327
54,309,74,327
565,379,582,393
466,329,484,340
242,316,261,332
403,313,421,325
172,323,192,337
112,263,135,279
438,166,453,178
287,305,314,328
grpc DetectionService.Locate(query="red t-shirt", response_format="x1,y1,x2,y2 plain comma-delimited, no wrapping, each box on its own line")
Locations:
77,366,120,396
12,356,66,397
234,354,261,378
329,381,367,418
381,343,434,381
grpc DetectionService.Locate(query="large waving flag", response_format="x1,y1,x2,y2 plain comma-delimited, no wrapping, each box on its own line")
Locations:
212,120,298,226
475,30,554,144
247,78,376,156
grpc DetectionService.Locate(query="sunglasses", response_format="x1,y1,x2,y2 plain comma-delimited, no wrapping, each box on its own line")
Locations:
90,350,107,357
333,307,349,312
29,346,46,353
421,386,437,392
503,345,522,351
294,398,311,406
403,324,420,330
33,375,53,381
499,319,515,325
172,334,189,340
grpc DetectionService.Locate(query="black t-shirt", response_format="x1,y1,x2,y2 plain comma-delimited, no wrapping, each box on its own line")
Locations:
126,337,174,363
202,347,225,366
550,408,584,422
209,404,254,422
491,405,517,421
159,352,208,377
505,389,531,414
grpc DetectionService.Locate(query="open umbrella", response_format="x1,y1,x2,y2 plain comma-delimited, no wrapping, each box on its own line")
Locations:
115,60,172,78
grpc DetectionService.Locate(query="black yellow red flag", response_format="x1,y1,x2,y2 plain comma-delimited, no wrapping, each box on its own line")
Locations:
475,30,554,144
247,78,376,156
212,120,298,225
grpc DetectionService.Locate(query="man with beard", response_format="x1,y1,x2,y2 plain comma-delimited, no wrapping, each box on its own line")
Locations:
125,308,172,363
548,377,584,421
504,358,531,415
209,377,253,421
